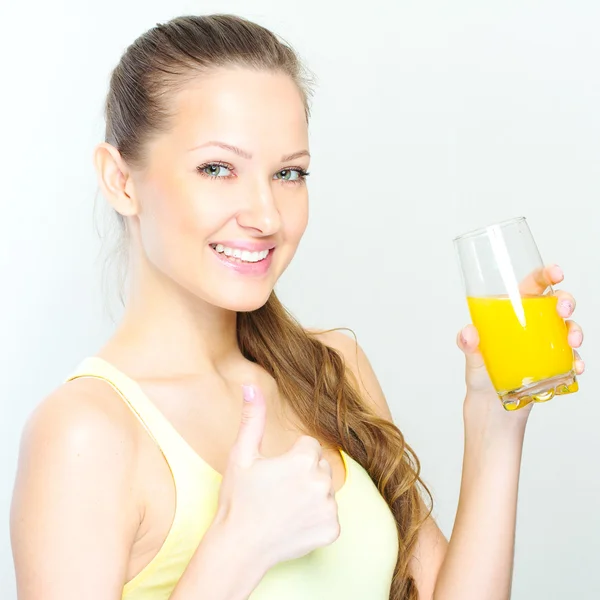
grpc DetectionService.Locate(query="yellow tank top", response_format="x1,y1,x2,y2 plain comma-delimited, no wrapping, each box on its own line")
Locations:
65,356,399,600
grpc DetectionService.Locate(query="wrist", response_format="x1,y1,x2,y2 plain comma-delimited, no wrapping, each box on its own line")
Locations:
463,392,530,439
462,396,528,475
207,515,271,576
181,516,270,600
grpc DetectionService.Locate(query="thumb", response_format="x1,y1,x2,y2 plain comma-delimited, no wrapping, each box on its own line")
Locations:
230,384,266,467
457,324,487,372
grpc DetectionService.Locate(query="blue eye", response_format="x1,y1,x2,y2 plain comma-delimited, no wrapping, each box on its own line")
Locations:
274,168,309,182
199,164,232,177
197,163,309,183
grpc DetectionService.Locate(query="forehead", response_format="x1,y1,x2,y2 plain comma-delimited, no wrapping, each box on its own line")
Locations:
168,67,309,152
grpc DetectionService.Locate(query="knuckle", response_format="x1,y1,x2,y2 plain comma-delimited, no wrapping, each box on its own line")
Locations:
315,475,331,496
239,411,252,426
312,499,340,546
324,519,341,544
333,519,341,538
318,458,332,475
299,435,321,451
292,448,314,465
292,436,322,464
326,497,339,519
297,434,313,444
329,495,339,510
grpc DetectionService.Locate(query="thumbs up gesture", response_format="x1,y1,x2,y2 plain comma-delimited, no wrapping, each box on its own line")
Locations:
215,384,341,569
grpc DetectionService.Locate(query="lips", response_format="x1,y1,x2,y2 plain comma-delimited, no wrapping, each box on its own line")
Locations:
209,243,271,264
209,243,275,276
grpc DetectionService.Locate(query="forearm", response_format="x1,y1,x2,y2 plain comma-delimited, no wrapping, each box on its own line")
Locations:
433,411,527,600
170,519,268,600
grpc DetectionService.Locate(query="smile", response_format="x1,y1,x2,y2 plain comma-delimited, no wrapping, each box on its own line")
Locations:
209,243,271,264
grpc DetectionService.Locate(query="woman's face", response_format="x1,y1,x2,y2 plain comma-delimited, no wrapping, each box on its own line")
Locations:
125,67,310,312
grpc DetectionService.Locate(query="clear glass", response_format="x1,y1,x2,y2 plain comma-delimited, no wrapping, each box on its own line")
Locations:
454,216,578,411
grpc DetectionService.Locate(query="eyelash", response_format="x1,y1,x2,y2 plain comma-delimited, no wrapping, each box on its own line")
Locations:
196,161,310,185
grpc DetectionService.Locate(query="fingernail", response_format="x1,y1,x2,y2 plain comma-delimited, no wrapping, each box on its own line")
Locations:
570,330,583,346
560,300,573,315
242,384,256,402
460,329,467,346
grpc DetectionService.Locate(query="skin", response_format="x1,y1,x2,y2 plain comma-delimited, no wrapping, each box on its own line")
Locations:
10,66,584,600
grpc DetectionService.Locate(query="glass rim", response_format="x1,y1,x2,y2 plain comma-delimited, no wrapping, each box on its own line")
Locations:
453,216,527,243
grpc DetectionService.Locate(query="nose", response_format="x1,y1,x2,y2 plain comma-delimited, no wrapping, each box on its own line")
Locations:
236,181,281,236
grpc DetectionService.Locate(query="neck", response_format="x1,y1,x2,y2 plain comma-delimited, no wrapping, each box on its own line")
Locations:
100,260,241,378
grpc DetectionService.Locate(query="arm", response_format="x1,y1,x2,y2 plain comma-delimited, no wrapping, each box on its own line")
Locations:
10,380,267,600
10,381,140,599
430,409,525,600
314,329,522,600
169,518,268,600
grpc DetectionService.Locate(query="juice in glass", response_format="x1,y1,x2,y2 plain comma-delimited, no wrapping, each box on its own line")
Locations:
467,294,576,399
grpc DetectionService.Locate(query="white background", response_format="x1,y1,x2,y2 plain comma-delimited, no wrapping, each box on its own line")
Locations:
1,1,599,598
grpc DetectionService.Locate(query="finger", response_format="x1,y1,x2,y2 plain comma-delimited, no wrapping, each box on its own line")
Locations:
566,320,583,348
318,457,333,479
518,264,563,296
574,350,585,375
230,384,266,467
555,290,576,318
318,458,335,496
291,435,323,463
456,324,486,371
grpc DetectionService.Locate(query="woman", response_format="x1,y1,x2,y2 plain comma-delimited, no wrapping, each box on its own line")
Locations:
10,13,584,600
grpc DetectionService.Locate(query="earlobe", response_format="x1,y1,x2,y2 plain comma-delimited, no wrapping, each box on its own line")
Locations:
93,142,139,217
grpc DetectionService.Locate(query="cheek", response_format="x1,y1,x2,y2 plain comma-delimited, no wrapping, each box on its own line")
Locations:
137,177,218,270
282,192,309,243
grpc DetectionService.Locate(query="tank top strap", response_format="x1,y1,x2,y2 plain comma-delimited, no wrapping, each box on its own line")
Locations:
66,356,224,598
64,356,211,480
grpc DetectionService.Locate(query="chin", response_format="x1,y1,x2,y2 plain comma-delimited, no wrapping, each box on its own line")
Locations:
203,285,274,314
226,297,271,313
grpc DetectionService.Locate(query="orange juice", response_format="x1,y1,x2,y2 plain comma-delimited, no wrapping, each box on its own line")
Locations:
467,295,573,393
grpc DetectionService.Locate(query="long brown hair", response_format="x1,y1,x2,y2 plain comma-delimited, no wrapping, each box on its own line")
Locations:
102,14,432,599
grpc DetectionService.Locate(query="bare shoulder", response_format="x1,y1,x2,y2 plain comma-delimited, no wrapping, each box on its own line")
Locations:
309,328,358,359
307,328,393,421
11,376,142,598
19,376,140,466
14,375,143,521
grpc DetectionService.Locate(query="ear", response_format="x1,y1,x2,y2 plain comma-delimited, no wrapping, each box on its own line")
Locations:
93,142,140,217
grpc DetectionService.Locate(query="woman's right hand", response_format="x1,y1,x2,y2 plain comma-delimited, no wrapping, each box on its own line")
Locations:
213,384,341,571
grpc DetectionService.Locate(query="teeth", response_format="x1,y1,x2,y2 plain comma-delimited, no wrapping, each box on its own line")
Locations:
211,244,271,263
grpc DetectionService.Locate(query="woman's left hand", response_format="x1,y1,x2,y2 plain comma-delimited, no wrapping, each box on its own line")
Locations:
457,264,584,427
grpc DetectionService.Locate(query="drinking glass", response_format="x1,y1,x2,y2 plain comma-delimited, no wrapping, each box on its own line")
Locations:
454,216,578,411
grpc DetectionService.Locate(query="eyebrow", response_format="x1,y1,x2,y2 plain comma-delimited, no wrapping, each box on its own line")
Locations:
188,141,310,162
